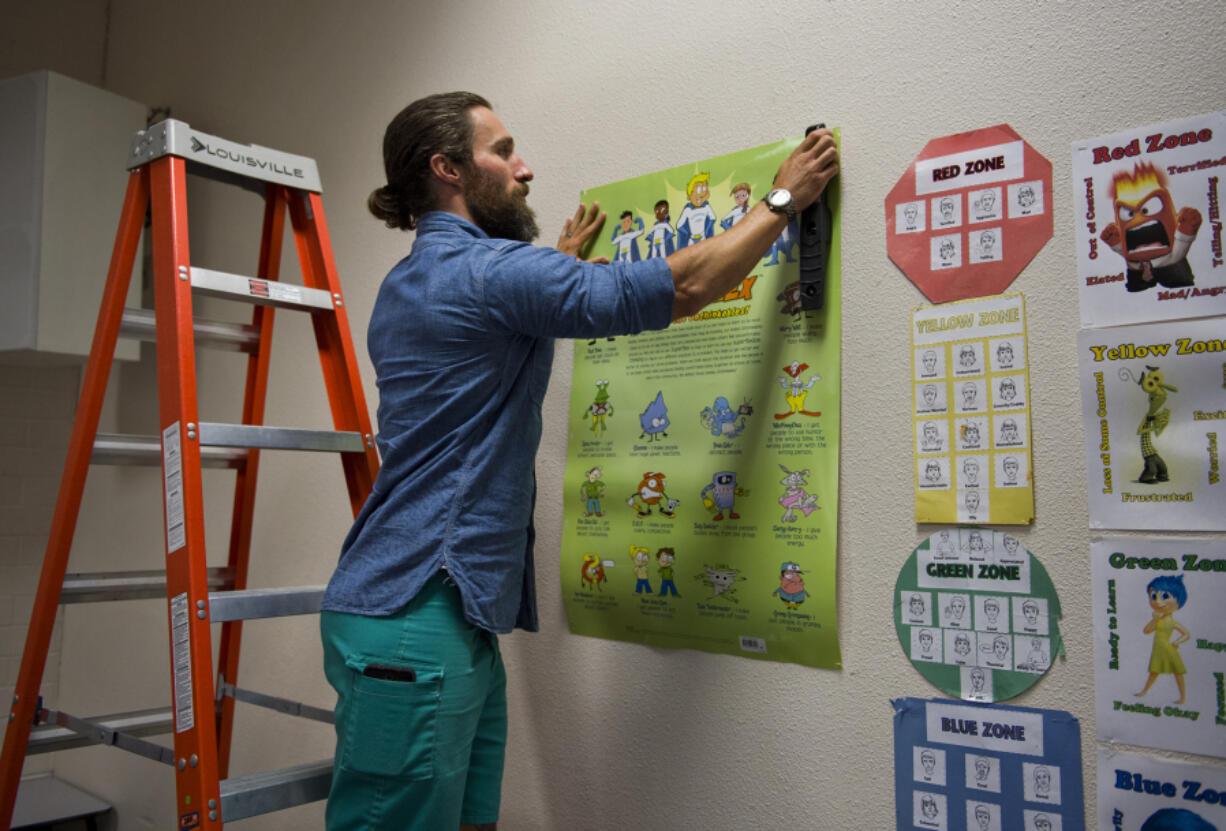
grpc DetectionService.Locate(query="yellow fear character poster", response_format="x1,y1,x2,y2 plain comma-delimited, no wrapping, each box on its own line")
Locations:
1078,317,1226,531
913,293,1034,525
561,137,842,669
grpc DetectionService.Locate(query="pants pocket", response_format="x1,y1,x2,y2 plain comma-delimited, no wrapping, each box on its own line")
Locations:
340,660,443,779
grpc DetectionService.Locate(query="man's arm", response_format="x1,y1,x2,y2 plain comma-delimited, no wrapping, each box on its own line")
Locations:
665,129,838,320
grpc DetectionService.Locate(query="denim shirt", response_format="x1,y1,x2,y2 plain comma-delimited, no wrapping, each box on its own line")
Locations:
322,212,675,633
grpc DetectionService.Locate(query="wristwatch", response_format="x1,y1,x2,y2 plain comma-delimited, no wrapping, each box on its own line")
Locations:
764,188,796,222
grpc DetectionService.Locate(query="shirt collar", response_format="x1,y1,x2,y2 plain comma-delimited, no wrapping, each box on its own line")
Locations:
416,210,490,239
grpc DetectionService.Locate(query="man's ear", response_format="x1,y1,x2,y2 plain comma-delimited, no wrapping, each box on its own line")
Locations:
429,153,463,189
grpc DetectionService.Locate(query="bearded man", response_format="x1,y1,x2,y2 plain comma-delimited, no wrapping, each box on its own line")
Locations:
320,91,838,830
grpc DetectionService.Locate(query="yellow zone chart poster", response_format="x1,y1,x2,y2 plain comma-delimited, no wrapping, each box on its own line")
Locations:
561,136,842,669
913,293,1034,525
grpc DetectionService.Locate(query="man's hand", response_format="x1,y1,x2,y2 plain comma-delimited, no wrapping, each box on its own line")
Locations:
772,128,840,211
556,202,609,262
665,129,838,320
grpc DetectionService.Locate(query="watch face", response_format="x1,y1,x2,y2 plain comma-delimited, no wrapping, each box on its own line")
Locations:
768,189,791,209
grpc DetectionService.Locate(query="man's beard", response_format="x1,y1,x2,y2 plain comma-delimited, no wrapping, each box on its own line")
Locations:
462,165,539,242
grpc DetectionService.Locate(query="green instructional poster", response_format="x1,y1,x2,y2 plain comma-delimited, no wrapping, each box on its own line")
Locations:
893,528,1065,702
561,136,842,669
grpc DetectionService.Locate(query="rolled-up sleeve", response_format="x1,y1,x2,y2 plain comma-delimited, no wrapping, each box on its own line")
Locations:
478,243,675,339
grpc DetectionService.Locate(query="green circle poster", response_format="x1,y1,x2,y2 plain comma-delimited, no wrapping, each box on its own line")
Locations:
893,527,1063,702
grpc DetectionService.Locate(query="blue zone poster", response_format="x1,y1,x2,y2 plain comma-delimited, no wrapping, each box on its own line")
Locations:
894,697,1084,831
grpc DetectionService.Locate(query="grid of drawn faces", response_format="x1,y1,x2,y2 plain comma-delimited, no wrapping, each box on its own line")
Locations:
902,529,1052,702
893,179,1047,272
914,334,1030,523
913,748,1065,831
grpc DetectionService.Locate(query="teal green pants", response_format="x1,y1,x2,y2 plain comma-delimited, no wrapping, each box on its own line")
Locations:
320,572,507,829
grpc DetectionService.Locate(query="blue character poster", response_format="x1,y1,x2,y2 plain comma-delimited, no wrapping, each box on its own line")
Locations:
1097,749,1225,831
894,697,1084,831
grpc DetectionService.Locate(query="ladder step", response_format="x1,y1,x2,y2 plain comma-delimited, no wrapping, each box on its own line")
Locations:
190,266,335,312
208,587,325,622
27,707,172,756
198,423,365,453
92,433,248,468
61,568,231,603
219,760,332,822
120,307,260,353
92,425,364,468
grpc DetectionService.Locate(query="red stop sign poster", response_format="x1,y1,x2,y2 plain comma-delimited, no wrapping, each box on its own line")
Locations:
886,125,1052,303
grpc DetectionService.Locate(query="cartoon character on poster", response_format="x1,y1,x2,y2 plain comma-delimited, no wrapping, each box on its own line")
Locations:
701,471,746,520
777,464,819,522
695,564,745,602
583,379,613,436
1016,636,1051,673
580,554,606,591
997,416,1023,448
772,561,810,609
628,471,678,518
1133,574,1191,705
676,172,716,248
942,593,970,629
610,211,644,262
916,791,945,830
1100,162,1201,293
1139,809,1216,831
630,545,652,594
656,548,679,597
920,420,945,452
1119,365,1177,485
904,591,933,626
700,395,753,438
644,199,675,259
579,466,606,517
776,361,821,419
777,281,803,315
947,631,975,665
638,391,670,442
721,182,751,229
914,747,947,787
764,218,799,266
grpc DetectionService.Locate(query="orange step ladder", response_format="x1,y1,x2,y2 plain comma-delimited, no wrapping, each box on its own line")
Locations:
0,119,379,829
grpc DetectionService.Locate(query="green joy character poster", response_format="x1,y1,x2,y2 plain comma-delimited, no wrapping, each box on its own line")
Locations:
561,135,843,669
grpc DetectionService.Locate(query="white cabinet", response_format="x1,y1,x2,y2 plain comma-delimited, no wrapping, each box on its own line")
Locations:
0,70,147,362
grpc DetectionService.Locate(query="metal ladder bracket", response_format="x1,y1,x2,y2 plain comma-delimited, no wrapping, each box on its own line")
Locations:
215,679,334,725
40,710,175,766
128,119,322,192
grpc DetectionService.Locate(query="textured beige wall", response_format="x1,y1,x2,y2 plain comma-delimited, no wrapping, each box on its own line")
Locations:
5,1,1225,828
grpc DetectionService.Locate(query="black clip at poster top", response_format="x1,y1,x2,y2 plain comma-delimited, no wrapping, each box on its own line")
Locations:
798,123,831,311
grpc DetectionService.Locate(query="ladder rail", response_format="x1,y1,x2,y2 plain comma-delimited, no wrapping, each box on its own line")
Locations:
288,191,380,512
149,153,224,817
0,169,149,831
